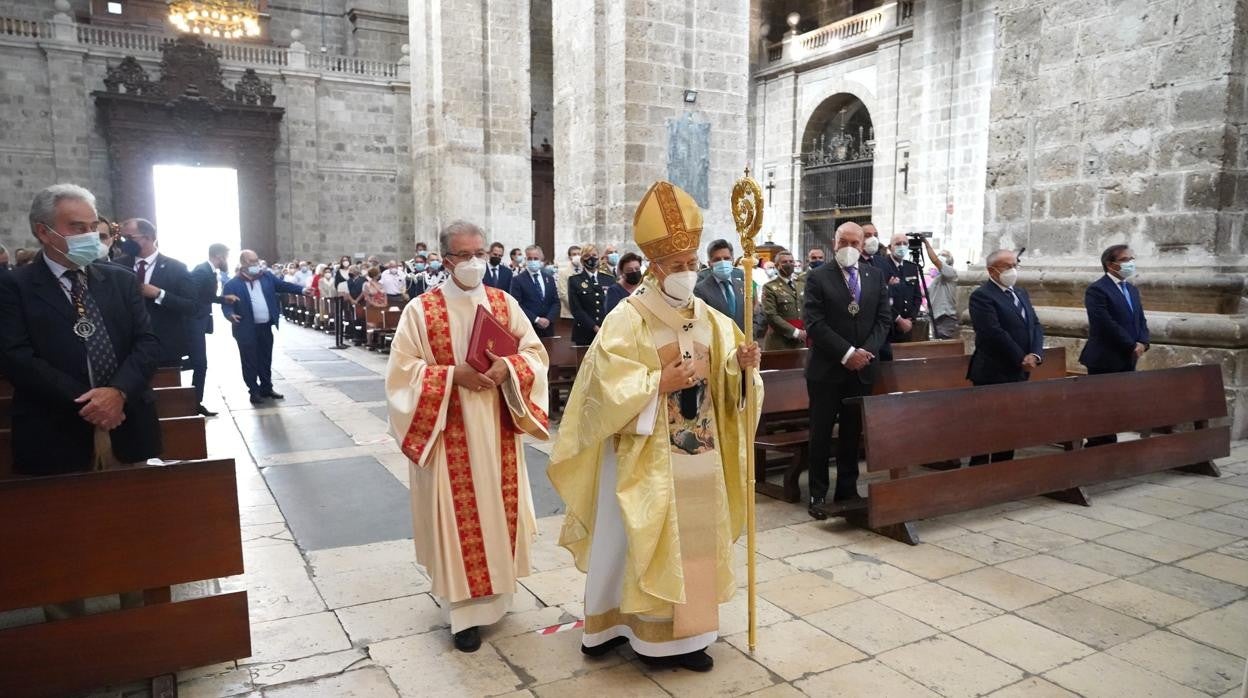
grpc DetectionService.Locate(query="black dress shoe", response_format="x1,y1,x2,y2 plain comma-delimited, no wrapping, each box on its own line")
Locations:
196,404,218,417
263,390,285,400
581,635,628,657
809,496,828,521
638,648,714,672
249,394,265,405
452,626,481,653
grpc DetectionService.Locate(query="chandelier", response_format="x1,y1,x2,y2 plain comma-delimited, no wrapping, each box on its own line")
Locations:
167,0,261,39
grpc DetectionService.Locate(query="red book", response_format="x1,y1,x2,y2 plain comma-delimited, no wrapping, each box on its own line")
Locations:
467,304,519,373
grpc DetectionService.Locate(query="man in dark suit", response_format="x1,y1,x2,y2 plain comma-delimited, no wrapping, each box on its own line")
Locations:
186,243,240,416
567,244,615,345
510,244,559,337
221,249,310,405
484,240,514,293
967,248,1045,463
694,238,747,331
874,232,923,360
116,218,196,368
0,184,161,475
1080,245,1149,446
804,222,892,515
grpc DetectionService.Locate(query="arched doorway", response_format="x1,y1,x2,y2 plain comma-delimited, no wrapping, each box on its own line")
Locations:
799,93,874,253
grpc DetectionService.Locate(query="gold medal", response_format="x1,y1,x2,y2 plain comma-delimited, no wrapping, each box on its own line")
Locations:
73,319,96,339
848,302,860,316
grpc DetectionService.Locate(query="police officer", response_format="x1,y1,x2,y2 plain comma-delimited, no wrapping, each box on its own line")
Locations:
761,249,806,350
879,232,923,358
567,244,615,345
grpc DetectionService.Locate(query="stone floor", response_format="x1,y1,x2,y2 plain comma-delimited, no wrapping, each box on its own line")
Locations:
165,324,1248,698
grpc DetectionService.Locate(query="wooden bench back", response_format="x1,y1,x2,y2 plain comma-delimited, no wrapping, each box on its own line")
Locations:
0,459,250,694
759,369,808,415
542,336,581,369
0,386,198,429
760,349,808,371
0,416,207,478
890,339,965,360
861,365,1230,528
874,347,1067,394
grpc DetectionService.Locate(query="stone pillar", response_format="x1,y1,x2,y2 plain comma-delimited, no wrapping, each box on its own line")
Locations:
43,1,91,187
407,0,531,251
980,0,1248,437
552,0,751,256
347,2,409,62
279,47,321,258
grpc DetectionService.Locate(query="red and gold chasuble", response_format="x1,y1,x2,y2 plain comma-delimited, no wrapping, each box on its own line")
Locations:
399,287,543,598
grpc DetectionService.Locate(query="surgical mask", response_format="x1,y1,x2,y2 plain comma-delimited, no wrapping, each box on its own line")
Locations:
835,246,860,268
997,268,1018,288
711,259,734,281
765,267,779,279
624,270,642,285
428,260,442,271
95,237,112,261
452,256,487,288
571,254,582,267
661,270,698,304
607,252,620,267
526,259,543,273
1116,261,1137,279
544,264,558,275
246,265,262,277
584,256,599,270
809,260,824,269
489,255,502,267
864,237,880,255
414,263,426,272
892,246,906,260
513,254,523,266
299,265,308,271
52,228,105,268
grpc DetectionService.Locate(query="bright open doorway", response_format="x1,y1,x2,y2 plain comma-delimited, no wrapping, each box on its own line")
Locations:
151,164,242,268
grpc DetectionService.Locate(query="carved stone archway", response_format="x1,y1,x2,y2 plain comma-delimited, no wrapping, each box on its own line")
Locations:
94,37,284,261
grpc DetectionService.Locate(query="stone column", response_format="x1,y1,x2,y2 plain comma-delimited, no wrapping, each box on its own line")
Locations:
552,0,750,255
43,2,91,187
278,32,322,258
407,0,531,251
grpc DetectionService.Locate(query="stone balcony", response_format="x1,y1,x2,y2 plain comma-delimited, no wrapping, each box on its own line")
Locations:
757,0,916,77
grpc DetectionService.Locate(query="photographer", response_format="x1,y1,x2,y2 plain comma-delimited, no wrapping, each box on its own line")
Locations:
923,238,960,340
881,233,923,351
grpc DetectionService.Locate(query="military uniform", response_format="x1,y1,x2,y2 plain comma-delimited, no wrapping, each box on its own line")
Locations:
568,269,616,345
761,274,806,350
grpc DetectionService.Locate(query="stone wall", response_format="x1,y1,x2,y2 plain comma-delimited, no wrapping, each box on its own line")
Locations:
530,0,554,152
983,0,1248,270
553,0,750,257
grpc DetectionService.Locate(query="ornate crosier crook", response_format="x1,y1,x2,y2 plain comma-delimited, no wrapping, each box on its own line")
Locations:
731,167,763,652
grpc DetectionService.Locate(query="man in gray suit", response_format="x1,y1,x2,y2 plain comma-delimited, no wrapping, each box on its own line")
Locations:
694,238,746,331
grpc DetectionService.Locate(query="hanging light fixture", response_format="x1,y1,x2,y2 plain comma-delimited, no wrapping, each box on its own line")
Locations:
168,0,262,38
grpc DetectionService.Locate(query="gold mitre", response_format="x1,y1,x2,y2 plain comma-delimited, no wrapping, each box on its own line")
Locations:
633,180,703,260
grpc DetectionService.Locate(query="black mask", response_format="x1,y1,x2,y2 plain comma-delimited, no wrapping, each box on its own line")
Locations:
779,264,794,276
120,238,142,258
489,255,502,267
584,256,599,270
624,270,642,285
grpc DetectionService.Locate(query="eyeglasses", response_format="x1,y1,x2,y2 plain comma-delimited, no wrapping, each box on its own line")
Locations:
445,250,489,260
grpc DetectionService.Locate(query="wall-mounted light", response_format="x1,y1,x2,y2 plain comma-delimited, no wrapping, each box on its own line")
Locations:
683,89,698,104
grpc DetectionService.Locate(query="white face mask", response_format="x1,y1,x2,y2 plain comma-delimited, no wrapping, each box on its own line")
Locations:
835,246,861,268
661,270,699,305
864,237,880,255
452,256,487,288
571,254,582,267
997,268,1018,288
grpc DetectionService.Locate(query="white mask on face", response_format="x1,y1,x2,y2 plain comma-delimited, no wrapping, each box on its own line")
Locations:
453,256,488,288
661,270,699,305
571,254,582,267
864,237,880,255
997,268,1018,288
835,246,861,268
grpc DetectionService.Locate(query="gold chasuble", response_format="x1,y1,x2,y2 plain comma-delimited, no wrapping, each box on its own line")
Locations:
549,181,763,656
386,282,550,632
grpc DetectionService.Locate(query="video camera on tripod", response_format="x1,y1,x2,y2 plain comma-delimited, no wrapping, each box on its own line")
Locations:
903,231,935,335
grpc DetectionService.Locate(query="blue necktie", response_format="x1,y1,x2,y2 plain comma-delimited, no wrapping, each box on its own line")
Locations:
1119,282,1133,311
722,280,736,316
1007,288,1026,321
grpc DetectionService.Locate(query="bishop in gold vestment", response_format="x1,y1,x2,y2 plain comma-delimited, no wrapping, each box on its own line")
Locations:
386,222,550,651
549,182,761,672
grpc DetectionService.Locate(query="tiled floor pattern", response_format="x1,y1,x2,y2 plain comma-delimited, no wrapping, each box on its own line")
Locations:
159,326,1248,697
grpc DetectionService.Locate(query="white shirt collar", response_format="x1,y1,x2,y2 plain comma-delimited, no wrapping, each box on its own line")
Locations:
138,250,159,267
43,252,71,280
1105,272,1125,285
991,278,1012,293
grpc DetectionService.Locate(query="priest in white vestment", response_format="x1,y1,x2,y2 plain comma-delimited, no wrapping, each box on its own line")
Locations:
386,220,550,652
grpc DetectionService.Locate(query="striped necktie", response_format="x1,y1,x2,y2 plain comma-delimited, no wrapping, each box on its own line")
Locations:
65,270,118,387
1006,288,1026,321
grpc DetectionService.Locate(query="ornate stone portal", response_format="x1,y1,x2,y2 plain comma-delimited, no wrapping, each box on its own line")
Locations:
94,35,284,260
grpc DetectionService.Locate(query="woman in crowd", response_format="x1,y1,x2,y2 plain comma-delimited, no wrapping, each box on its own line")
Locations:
604,251,643,315
334,255,352,286
363,266,388,308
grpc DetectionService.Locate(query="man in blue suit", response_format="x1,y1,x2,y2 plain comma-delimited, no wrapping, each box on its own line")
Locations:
1080,245,1149,446
510,244,559,337
483,241,514,293
221,249,310,404
967,248,1045,464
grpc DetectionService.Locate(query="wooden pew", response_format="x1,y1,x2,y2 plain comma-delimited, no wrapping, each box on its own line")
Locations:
363,305,405,352
0,386,198,429
0,416,207,478
760,349,808,371
542,336,586,419
890,339,965,360
0,458,250,694
874,347,1068,394
755,369,811,502
843,364,1228,544
0,366,181,398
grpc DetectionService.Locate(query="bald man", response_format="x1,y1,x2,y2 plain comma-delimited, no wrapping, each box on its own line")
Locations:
802,222,892,514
